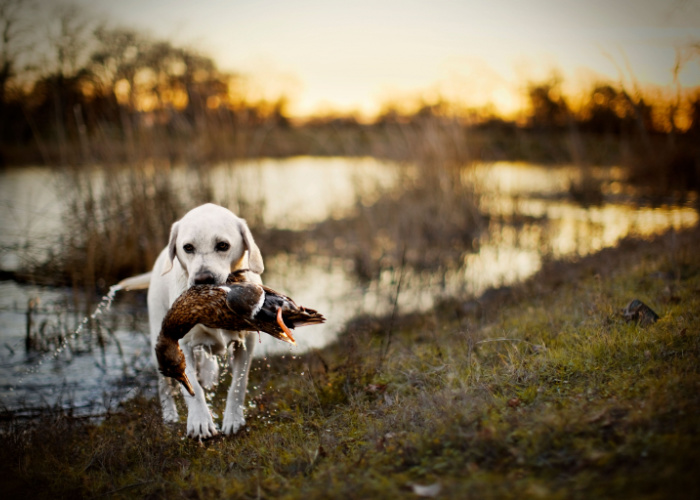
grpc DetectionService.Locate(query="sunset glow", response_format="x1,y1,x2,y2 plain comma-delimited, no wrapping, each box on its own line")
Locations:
59,0,700,118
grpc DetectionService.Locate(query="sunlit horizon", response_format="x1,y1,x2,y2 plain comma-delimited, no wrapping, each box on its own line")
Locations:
47,0,700,119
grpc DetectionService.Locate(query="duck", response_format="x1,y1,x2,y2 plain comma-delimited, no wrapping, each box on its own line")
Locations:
155,269,325,396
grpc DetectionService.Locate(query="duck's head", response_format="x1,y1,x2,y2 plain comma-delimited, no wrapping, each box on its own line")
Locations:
155,338,195,396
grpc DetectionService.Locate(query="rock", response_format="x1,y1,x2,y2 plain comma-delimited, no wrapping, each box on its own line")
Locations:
411,483,442,497
622,299,659,326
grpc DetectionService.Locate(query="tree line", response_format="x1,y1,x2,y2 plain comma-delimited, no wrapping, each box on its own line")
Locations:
1,0,698,167
0,0,289,165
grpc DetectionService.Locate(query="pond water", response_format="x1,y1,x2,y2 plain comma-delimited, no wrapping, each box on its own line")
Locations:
0,158,697,416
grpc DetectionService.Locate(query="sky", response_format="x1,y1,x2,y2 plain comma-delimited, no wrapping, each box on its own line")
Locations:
74,0,700,118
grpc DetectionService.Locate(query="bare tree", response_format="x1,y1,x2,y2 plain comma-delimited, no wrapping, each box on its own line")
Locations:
44,2,94,79
90,26,151,109
0,0,35,144
0,0,32,98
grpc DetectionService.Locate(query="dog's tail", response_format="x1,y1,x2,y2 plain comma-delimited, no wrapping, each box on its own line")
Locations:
117,271,152,291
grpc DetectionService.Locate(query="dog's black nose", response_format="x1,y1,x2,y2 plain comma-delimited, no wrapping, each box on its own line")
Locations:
193,271,217,285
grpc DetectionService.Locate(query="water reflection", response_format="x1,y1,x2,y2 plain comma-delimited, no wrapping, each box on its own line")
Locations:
472,162,697,257
0,281,151,414
0,167,64,270
207,156,400,229
483,196,697,257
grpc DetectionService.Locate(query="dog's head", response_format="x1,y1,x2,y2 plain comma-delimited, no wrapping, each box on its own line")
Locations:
161,203,264,287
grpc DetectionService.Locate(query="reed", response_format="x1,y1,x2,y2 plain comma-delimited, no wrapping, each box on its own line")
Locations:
40,162,208,291
20,91,699,291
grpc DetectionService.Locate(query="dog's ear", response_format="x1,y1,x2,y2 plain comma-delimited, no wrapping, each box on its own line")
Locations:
239,219,264,274
161,221,180,276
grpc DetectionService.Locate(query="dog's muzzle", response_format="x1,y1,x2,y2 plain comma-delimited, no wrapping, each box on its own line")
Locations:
193,270,218,285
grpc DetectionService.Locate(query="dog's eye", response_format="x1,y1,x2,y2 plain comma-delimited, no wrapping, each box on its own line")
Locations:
216,241,230,252
183,244,195,254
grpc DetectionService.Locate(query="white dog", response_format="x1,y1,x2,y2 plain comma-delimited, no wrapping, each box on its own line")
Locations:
119,203,264,439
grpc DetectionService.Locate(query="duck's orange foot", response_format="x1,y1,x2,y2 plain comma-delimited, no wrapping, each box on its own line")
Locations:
276,307,296,345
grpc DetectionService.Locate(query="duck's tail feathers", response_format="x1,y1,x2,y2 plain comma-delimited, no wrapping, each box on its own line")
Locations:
285,307,326,328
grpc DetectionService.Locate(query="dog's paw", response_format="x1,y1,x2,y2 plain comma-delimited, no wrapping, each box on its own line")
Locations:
186,406,218,440
187,419,218,440
221,409,246,435
187,421,219,440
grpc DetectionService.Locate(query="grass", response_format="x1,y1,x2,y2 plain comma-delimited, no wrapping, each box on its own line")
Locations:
1,226,699,499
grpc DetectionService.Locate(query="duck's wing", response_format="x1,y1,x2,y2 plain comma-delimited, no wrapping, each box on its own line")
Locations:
224,282,266,318
224,283,295,343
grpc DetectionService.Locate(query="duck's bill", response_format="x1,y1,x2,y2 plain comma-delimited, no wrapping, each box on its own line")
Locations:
176,372,195,396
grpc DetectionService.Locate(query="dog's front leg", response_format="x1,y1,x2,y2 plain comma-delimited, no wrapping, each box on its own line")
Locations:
222,333,256,435
180,340,218,439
